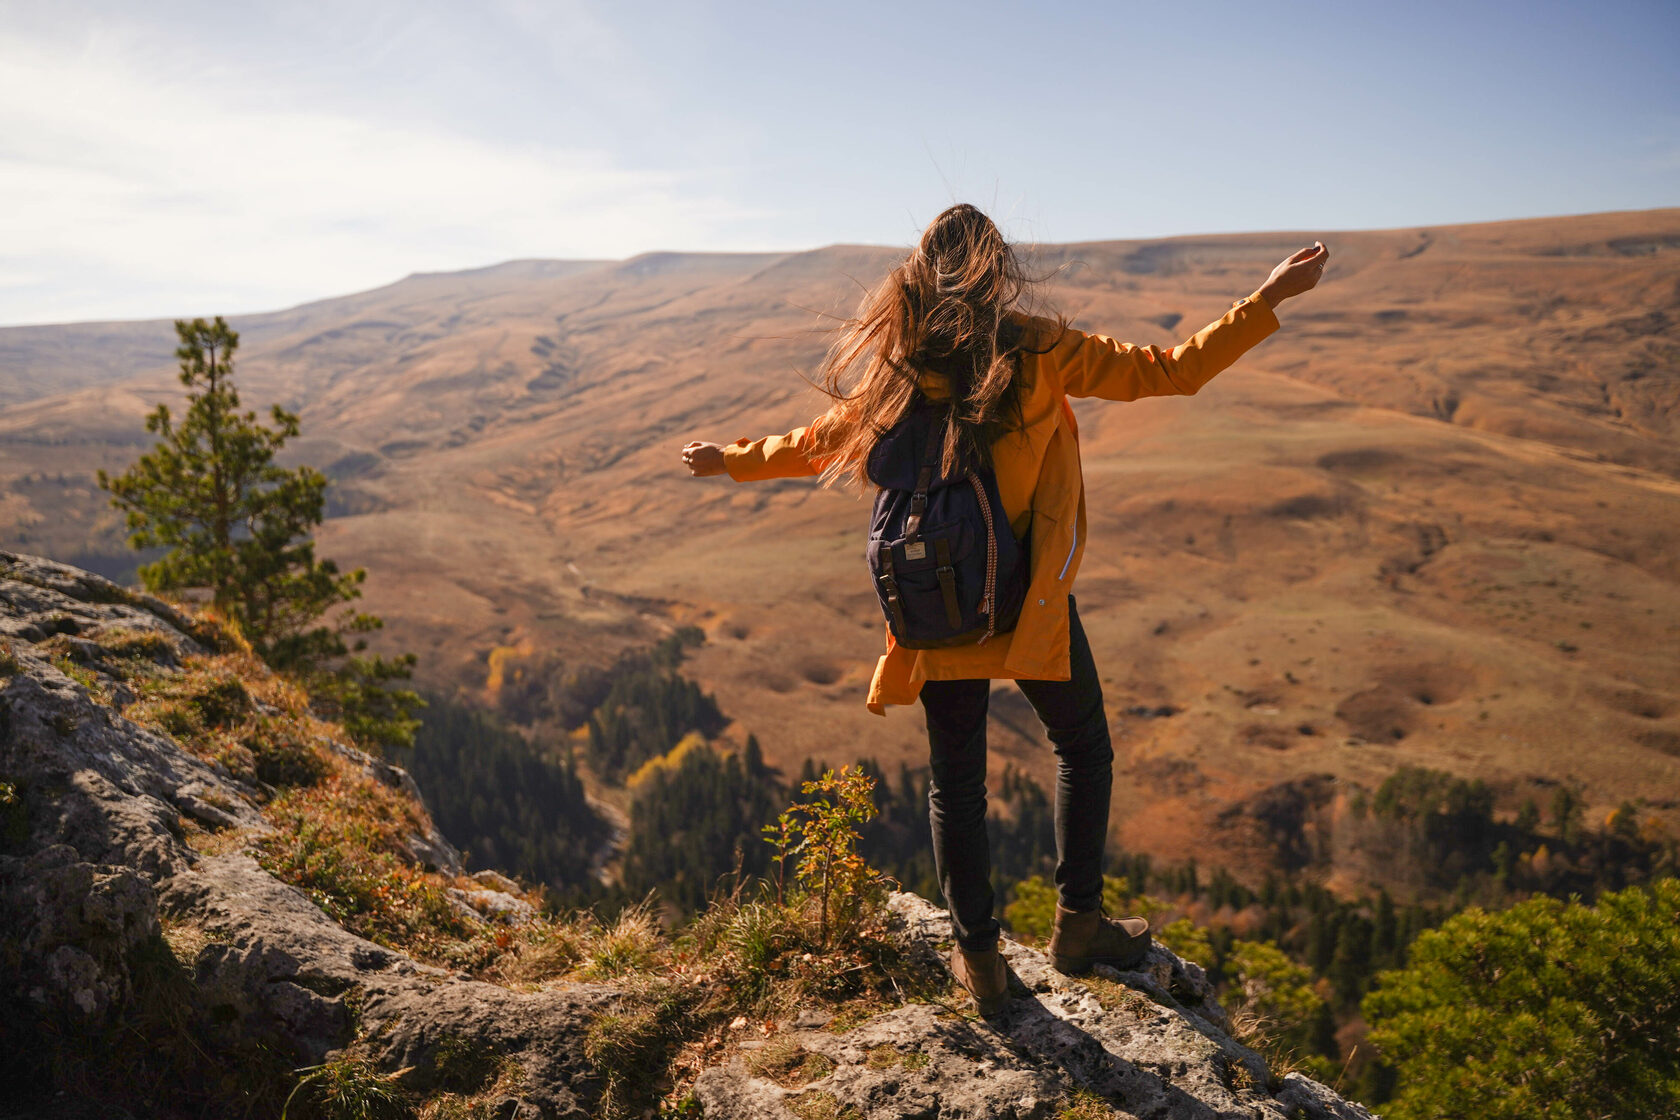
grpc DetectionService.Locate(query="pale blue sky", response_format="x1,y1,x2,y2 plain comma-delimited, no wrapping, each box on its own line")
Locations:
2,0,1675,325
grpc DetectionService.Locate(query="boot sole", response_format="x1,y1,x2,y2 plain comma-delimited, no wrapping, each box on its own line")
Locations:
971,989,1010,1016
1052,945,1149,975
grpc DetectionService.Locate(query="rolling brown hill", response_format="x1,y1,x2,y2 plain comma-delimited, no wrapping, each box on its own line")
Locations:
3,208,1678,884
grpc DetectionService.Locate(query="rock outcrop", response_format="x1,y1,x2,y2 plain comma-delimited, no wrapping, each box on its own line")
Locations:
0,551,615,1118
0,551,1375,1118
694,892,1372,1120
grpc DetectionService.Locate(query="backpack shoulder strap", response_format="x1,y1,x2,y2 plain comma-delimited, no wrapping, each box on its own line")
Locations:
905,463,934,539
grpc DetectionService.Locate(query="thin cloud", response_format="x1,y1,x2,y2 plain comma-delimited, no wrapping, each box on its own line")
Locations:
0,26,755,325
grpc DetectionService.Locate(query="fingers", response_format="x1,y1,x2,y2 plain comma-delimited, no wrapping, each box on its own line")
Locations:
681,441,722,477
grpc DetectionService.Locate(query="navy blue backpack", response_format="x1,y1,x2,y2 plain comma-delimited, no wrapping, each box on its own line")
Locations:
865,399,1030,648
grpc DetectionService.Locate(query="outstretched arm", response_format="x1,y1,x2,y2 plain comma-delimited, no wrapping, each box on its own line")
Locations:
682,423,830,481
1057,241,1328,401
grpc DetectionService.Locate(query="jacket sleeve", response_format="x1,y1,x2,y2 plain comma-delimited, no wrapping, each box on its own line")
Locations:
1050,290,1280,401
721,425,825,481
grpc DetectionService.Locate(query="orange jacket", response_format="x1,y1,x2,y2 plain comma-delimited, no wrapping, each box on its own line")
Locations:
723,288,1281,713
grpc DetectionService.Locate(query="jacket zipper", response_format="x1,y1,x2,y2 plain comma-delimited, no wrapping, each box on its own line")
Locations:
1058,506,1078,581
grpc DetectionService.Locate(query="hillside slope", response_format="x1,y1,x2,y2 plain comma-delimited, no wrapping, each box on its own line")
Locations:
0,551,1372,1119
2,209,1677,880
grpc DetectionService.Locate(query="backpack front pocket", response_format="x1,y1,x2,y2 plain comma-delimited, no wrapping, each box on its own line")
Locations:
873,520,981,642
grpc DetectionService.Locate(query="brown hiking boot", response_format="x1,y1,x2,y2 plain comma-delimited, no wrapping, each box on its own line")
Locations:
1048,904,1151,974
949,943,1010,1016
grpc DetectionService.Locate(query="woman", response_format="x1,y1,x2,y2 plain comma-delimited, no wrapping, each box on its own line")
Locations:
681,204,1327,1014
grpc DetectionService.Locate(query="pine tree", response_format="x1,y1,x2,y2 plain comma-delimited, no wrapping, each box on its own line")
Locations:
1364,880,1680,1120
99,316,422,748
1551,784,1584,845
1372,888,1398,968
743,733,767,778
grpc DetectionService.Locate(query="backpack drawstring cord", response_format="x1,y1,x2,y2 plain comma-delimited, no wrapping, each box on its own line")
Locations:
968,473,999,644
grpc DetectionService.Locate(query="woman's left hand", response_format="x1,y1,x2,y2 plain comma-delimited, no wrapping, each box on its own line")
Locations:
682,441,727,477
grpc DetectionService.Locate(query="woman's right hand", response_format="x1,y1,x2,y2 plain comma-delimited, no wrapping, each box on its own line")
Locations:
1258,241,1329,308
682,441,727,477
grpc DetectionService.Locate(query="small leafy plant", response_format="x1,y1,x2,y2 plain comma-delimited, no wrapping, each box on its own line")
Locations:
764,765,888,949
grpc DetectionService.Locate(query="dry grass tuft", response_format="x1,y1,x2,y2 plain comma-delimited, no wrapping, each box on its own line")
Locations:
580,899,664,979
745,1035,835,1086
1058,1088,1122,1119
284,1054,414,1120
1079,973,1157,1020
254,763,477,956
414,1056,526,1119
786,1089,864,1120
157,915,223,968
1225,1005,1309,1088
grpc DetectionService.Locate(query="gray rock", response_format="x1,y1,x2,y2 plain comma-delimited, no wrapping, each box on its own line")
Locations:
472,868,525,895
0,843,160,1021
0,549,201,654
693,894,1377,1120
0,553,620,1116
448,887,539,925
358,978,620,1119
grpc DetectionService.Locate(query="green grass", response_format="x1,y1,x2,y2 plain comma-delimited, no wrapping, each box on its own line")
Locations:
284,1055,414,1120
584,981,705,1119
425,1034,502,1095
50,653,105,699
101,628,174,658
1058,1088,1122,1119
862,1042,930,1071
824,1005,878,1034
188,674,252,726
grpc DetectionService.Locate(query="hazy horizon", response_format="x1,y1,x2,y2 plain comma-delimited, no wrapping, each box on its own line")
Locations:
6,202,1674,331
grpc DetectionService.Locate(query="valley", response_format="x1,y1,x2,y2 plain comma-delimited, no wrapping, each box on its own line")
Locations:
3,208,1678,884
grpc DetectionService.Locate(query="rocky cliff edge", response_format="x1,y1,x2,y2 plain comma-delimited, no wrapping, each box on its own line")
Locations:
0,550,1374,1119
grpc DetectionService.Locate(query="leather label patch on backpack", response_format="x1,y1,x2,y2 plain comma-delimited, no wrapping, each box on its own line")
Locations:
904,542,927,561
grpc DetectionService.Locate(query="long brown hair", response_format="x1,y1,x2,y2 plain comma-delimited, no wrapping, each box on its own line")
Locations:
807,203,1065,488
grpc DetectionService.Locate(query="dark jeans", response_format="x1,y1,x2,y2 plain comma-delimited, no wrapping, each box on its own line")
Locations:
918,595,1112,950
